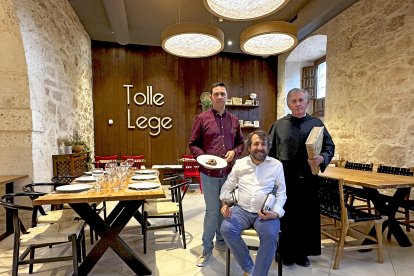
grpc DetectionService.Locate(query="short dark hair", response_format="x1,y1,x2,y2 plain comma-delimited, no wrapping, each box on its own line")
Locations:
210,82,227,94
245,129,271,149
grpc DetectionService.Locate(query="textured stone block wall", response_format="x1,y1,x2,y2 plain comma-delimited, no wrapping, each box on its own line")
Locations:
11,0,94,181
0,0,32,179
325,0,414,168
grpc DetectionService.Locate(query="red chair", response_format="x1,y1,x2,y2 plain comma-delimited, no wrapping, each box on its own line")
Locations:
94,155,118,169
121,155,144,169
182,155,202,193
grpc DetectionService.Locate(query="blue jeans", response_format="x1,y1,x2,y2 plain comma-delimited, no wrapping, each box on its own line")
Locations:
200,172,227,254
221,205,280,276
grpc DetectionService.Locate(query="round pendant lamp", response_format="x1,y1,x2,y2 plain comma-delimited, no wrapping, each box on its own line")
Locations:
161,22,224,58
240,21,298,56
202,0,290,21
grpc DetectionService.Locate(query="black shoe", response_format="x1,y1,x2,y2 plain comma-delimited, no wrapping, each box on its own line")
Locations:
283,257,294,266
295,256,310,267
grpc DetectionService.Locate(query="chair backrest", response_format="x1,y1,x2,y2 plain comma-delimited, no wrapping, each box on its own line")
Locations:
377,164,414,176
95,155,118,169
183,158,200,174
0,192,39,235
182,154,193,159
121,155,144,169
317,176,347,221
344,161,373,171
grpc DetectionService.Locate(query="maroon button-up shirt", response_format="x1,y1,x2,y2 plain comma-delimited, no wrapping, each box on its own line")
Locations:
189,109,244,178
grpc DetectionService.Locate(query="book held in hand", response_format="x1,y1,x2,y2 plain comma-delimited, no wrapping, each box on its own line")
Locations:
305,126,324,175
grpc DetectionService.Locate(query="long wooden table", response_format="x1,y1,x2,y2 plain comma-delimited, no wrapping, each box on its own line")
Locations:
320,166,414,247
0,175,27,241
33,178,165,275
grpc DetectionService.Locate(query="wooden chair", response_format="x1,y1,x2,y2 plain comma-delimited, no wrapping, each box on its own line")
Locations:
141,178,191,254
377,164,414,233
343,161,375,214
24,181,103,246
226,229,283,276
121,154,144,169
318,176,386,270
0,192,85,276
94,155,118,169
182,156,202,192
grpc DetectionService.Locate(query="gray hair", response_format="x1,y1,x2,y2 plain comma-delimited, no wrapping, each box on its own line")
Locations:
286,88,310,102
244,130,271,150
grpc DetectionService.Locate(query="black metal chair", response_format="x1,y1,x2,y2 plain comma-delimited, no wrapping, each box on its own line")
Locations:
318,176,386,270
0,192,85,276
141,177,191,253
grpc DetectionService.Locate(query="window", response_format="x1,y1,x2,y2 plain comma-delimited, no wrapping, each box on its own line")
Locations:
316,61,326,99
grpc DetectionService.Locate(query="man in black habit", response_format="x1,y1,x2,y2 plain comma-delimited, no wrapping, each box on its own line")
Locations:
268,88,335,267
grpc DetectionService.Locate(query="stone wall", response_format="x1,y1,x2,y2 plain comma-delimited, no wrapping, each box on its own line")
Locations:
0,0,32,180
11,0,94,181
277,0,414,168
325,0,414,167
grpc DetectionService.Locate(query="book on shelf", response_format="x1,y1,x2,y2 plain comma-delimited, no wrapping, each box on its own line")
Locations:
305,126,324,175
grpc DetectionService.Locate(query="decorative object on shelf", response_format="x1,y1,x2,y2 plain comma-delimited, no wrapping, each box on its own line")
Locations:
254,121,260,127
231,97,243,105
250,93,257,105
244,99,254,105
161,22,224,58
239,120,244,126
202,0,289,21
240,21,298,56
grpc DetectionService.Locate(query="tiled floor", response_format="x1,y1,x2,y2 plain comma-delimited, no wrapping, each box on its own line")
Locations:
1,188,414,275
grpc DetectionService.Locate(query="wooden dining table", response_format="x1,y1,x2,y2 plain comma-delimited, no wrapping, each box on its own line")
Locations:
319,166,414,247
0,175,27,241
33,177,165,275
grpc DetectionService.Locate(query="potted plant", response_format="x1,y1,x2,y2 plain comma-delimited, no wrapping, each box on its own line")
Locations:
72,130,86,153
62,138,73,154
201,98,212,112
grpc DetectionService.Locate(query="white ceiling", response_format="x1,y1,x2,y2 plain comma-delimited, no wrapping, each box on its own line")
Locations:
68,0,358,54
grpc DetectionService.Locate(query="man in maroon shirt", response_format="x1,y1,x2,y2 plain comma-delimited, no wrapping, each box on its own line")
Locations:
189,82,244,267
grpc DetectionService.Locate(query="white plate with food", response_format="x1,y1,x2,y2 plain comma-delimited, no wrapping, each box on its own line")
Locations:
196,154,227,169
75,176,96,183
128,182,160,190
56,184,92,193
135,169,158,175
131,175,158,181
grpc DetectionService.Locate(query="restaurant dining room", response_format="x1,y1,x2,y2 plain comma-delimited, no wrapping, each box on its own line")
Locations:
1,0,414,275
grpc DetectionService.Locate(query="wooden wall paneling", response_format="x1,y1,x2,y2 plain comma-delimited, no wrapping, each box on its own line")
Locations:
92,42,277,166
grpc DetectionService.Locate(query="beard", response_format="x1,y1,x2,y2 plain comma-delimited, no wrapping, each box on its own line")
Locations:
250,150,267,162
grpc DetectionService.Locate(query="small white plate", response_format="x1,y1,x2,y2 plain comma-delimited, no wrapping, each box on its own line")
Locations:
75,176,96,183
56,184,92,193
131,175,158,181
84,171,93,175
196,154,227,169
135,169,158,175
128,182,160,190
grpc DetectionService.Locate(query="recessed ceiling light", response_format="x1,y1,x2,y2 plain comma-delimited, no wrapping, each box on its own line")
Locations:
227,41,233,46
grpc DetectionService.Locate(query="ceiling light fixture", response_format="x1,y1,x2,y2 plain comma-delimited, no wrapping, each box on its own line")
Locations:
161,22,224,58
203,0,290,21
240,21,298,56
